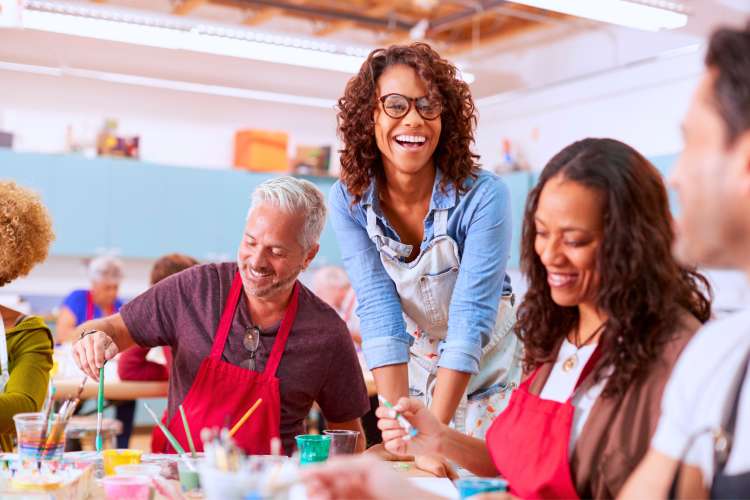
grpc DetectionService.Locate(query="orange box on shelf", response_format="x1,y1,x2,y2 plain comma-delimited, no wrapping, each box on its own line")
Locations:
233,129,289,172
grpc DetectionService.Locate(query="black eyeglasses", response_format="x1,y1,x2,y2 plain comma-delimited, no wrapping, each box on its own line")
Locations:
241,326,261,371
378,93,442,121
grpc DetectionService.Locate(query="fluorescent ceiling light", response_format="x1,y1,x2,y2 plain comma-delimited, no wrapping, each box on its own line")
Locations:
16,1,475,83
0,60,336,108
510,0,688,31
21,10,365,73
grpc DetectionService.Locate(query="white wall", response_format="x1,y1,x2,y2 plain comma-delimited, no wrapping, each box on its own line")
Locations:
473,48,749,312
0,69,339,170
474,45,704,170
0,64,341,303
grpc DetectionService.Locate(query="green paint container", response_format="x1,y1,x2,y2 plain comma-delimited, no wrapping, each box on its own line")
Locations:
295,434,332,465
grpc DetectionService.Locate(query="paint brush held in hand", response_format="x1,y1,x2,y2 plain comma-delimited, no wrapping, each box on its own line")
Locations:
95,367,105,452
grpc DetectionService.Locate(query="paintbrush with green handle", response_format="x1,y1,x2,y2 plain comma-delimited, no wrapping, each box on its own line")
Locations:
96,367,105,452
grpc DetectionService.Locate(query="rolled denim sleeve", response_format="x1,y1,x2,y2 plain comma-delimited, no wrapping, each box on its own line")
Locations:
438,176,512,374
329,182,411,370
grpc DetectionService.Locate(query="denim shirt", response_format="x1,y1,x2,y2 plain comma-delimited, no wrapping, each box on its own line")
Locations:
329,168,513,375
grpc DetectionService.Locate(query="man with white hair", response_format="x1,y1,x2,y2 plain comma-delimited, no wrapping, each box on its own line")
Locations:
72,177,369,455
57,255,124,343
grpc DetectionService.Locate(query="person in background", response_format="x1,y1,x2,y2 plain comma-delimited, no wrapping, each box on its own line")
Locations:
115,253,199,448
0,181,55,451
306,138,713,499
71,177,369,455
311,266,361,347
622,21,750,499
56,255,124,343
331,43,522,474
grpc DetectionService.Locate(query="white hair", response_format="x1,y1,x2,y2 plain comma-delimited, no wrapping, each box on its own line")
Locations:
88,255,124,283
248,176,327,250
312,265,350,291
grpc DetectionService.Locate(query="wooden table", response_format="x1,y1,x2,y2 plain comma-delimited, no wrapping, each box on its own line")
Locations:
53,378,169,401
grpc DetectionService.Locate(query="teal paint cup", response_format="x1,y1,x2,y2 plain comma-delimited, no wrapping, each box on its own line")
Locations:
295,434,332,465
455,477,508,499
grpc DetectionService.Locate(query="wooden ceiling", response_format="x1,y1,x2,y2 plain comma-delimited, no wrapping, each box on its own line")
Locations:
167,0,569,54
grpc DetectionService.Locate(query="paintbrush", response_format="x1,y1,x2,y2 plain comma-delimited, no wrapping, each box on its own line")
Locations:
74,376,87,400
95,367,104,452
178,405,197,458
142,402,196,472
41,400,70,460
229,398,263,437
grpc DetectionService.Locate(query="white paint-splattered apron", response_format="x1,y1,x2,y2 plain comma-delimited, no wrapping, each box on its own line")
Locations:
0,318,10,392
366,205,522,438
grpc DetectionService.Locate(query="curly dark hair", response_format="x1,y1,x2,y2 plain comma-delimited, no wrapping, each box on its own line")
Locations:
337,43,479,201
516,138,712,397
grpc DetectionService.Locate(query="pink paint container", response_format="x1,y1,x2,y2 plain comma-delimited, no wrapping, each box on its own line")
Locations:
101,475,151,500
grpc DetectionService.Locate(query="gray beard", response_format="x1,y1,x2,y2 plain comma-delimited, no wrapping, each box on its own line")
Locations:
243,265,302,299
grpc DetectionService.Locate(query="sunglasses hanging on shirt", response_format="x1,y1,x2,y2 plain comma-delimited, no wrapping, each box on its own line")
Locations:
242,326,261,371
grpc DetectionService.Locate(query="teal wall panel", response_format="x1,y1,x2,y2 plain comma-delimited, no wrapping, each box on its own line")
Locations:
0,151,342,264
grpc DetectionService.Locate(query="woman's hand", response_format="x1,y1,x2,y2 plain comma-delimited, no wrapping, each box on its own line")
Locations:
471,493,518,500
375,397,445,457
363,443,413,461
303,455,442,500
414,454,458,479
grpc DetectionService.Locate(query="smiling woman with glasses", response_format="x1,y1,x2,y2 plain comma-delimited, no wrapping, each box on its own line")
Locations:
329,42,522,475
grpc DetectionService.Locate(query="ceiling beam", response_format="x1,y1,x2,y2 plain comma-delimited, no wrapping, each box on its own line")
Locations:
443,16,541,54
172,0,207,15
314,3,395,36
216,0,413,31
243,6,284,25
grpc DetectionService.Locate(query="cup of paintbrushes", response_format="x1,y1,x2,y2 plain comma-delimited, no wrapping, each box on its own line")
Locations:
13,412,67,462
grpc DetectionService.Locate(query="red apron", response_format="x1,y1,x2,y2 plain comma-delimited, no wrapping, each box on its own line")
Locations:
85,291,118,320
151,272,298,455
485,346,603,499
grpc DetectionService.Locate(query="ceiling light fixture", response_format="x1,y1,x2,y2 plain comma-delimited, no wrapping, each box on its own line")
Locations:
0,59,337,108
19,1,367,73
509,0,688,31
15,1,475,83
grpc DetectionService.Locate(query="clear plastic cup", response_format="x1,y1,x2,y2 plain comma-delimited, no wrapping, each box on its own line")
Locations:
455,477,508,499
323,429,359,455
295,434,331,465
101,475,151,500
13,412,66,462
177,457,201,492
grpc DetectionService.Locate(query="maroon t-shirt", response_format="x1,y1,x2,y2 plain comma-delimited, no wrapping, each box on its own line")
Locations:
120,262,370,453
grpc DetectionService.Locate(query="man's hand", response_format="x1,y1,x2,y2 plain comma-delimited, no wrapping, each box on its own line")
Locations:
72,331,119,380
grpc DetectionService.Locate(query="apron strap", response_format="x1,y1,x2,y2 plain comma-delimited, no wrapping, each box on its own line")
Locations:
365,204,412,260
86,291,118,321
86,291,94,321
365,205,383,241
567,344,604,402
433,209,448,237
264,282,301,377
0,318,8,389
210,272,244,360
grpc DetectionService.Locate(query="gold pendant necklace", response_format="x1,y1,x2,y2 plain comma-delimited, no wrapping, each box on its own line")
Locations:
562,323,605,373
562,353,578,373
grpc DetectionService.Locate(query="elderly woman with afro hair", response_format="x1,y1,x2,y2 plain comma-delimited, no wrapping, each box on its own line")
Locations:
0,181,55,451
329,43,522,471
